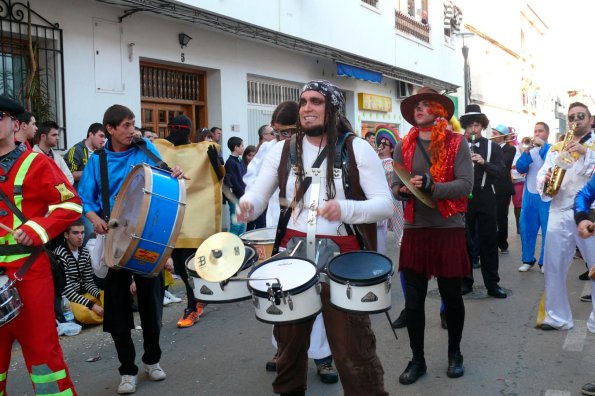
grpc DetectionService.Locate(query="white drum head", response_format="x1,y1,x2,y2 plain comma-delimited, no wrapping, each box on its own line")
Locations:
105,165,149,267
249,259,315,292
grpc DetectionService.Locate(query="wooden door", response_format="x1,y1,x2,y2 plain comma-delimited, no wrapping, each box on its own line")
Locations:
141,102,194,139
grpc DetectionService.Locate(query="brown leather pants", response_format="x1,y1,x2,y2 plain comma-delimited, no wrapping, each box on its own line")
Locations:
272,284,388,395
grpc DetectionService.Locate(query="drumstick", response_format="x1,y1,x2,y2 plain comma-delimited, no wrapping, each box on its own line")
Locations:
0,223,14,234
385,312,399,342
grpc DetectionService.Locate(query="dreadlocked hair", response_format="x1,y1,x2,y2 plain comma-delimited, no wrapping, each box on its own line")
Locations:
292,103,342,214
427,101,449,182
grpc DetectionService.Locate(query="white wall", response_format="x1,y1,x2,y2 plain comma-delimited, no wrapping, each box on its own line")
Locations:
27,0,461,156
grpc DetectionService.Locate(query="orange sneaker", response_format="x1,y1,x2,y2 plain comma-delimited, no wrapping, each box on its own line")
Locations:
196,302,205,317
177,308,199,328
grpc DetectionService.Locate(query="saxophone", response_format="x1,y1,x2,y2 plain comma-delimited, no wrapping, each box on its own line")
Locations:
544,123,578,197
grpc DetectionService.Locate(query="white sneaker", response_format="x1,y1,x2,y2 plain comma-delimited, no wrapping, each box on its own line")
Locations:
163,294,172,306
164,290,182,303
117,375,137,394
518,263,534,272
540,266,545,274
145,363,167,381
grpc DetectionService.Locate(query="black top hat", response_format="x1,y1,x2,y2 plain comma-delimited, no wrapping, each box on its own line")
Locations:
459,104,489,128
0,96,25,117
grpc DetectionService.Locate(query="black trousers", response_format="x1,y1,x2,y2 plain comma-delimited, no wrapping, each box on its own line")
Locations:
495,194,512,251
402,269,465,360
104,268,164,375
171,248,197,310
464,188,500,289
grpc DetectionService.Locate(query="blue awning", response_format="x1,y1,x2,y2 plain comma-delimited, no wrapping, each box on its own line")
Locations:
336,62,382,83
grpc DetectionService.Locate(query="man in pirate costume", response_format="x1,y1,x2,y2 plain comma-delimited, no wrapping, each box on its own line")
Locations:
393,88,473,384
0,95,82,396
238,80,392,396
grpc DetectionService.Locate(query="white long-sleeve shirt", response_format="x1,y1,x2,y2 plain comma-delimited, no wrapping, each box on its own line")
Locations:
537,133,595,211
240,136,392,236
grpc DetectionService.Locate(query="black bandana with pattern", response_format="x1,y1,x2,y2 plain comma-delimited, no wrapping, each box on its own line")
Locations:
301,80,345,114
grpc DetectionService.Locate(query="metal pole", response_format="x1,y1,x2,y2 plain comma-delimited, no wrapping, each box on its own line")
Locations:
462,44,470,107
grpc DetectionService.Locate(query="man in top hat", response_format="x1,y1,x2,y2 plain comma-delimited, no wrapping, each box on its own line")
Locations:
393,87,472,384
0,95,82,395
459,104,508,298
491,123,516,254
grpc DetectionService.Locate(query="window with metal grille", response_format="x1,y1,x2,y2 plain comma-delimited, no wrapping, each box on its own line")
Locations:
247,80,301,105
0,1,66,149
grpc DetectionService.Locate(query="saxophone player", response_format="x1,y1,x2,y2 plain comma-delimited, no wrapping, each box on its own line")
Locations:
536,102,595,332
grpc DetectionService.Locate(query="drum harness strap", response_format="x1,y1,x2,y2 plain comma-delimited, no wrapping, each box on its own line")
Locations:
0,149,44,280
95,138,173,221
273,132,374,257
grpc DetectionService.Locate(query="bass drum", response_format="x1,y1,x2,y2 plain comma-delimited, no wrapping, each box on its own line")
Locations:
187,245,257,303
105,164,186,277
327,251,394,314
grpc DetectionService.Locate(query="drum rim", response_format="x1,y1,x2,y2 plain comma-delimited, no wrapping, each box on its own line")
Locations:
327,250,394,286
248,256,319,296
252,309,322,325
105,164,186,277
239,227,277,244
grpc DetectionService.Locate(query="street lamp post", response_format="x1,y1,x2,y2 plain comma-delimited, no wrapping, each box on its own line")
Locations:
456,32,475,107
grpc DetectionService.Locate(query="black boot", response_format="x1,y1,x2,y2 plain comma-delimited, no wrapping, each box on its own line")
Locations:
280,391,305,396
392,309,407,329
446,351,464,378
399,358,427,385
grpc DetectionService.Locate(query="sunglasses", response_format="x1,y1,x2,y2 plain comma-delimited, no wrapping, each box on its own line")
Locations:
168,124,190,130
378,141,393,148
568,112,587,123
0,111,17,122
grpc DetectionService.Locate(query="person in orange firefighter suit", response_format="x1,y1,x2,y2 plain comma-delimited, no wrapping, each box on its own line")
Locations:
0,95,82,396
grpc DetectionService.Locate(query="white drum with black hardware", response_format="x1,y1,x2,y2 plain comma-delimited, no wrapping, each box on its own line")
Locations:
248,256,321,324
186,245,258,303
0,275,23,327
327,251,394,314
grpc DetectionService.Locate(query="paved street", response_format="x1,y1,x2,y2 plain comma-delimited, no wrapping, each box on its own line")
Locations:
6,216,595,396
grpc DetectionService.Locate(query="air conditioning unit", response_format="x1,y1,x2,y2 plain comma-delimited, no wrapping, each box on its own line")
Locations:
397,81,414,98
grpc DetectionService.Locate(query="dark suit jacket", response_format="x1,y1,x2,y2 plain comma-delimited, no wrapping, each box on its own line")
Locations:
493,143,515,196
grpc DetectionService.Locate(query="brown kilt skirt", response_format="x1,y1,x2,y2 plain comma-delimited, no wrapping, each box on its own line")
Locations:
399,227,469,279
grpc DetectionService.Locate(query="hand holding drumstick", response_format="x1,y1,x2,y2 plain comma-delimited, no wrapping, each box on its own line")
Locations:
0,223,33,246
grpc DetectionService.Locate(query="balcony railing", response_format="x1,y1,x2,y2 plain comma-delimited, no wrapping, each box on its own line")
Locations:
395,10,430,43
361,0,378,7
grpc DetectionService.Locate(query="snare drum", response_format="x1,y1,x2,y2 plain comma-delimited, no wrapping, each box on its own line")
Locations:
248,257,321,324
187,245,257,303
0,275,23,327
327,251,394,314
240,228,276,263
105,164,186,277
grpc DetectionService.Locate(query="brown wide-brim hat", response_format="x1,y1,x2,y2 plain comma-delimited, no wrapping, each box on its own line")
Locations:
400,87,455,125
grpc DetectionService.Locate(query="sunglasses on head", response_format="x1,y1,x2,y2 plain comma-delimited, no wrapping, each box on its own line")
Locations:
0,111,17,122
568,112,587,123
